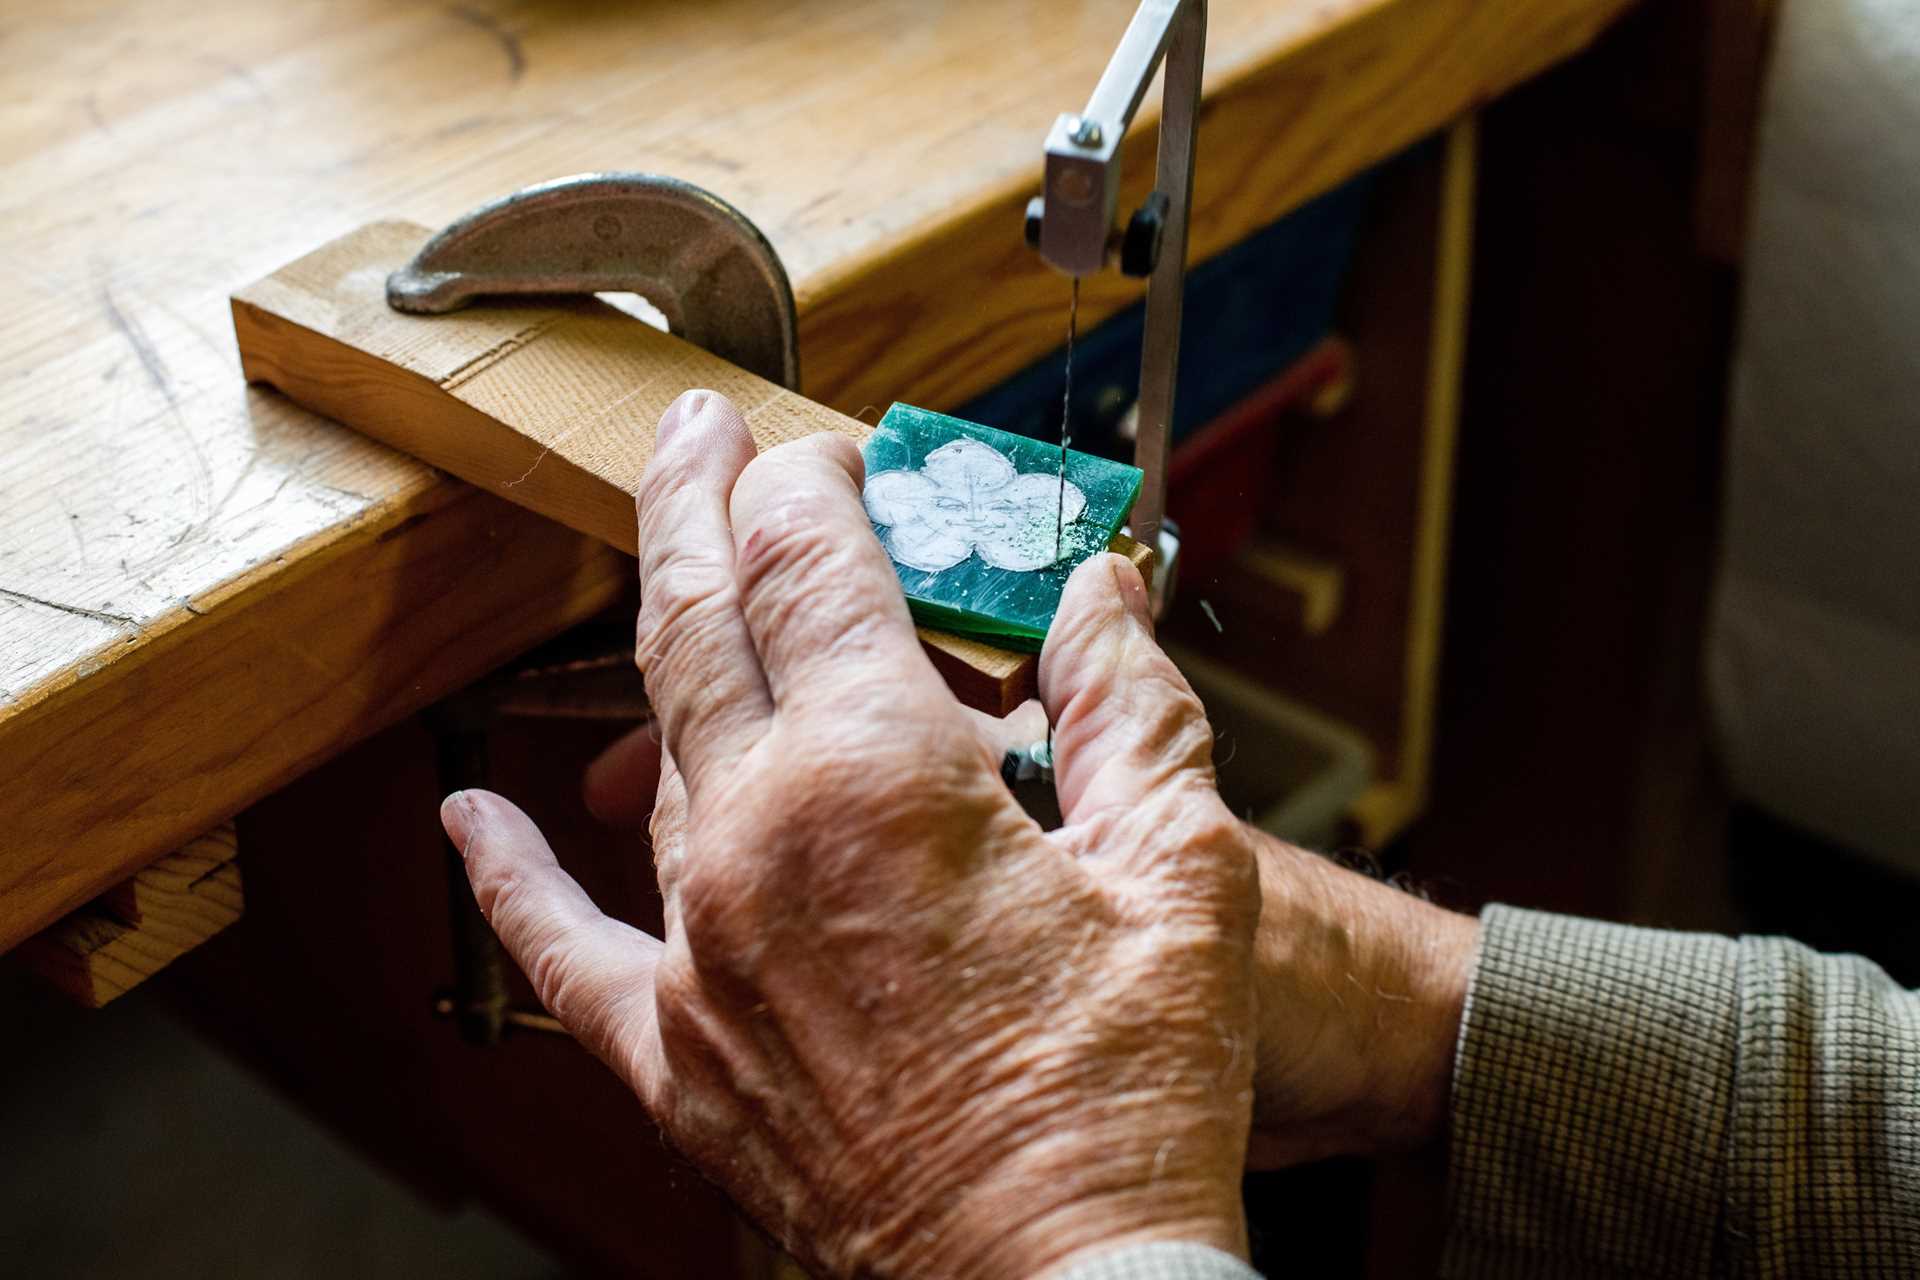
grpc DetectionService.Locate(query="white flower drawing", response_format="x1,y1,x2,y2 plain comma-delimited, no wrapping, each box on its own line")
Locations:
863,438,1087,573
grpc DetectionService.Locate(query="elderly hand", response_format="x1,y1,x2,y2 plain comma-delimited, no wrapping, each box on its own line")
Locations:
442,389,1262,1279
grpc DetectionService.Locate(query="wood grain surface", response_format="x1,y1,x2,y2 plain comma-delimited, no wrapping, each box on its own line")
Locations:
233,222,874,552
0,0,1634,952
232,219,1098,712
14,824,243,1006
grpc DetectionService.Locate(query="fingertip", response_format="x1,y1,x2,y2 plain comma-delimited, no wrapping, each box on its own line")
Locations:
806,430,866,486
1061,551,1146,614
442,789,543,860
440,789,474,847
1069,551,1151,626
656,388,721,446
1045,553,1149,683
1041,550,1212,822
648,391,755,483
582,767,624,830
654,389,702,448
641,392,756,520
584,722,665,830
1106,551,1152,626
740,431,866,497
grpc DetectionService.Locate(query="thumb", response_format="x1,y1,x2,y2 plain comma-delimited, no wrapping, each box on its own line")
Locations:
443,789,667,1104
1039,553,1219,824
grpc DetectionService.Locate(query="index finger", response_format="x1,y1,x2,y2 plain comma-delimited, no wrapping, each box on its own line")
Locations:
726,433,949,716
635,390,773,802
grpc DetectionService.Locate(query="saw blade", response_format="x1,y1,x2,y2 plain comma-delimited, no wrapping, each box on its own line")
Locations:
1056,275,1079,562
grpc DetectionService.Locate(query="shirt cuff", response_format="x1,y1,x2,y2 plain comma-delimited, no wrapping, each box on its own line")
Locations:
1050,1242,1263,1280
1441,905,1741,1278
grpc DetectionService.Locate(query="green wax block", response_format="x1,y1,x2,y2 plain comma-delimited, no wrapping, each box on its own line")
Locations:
860,403,1143,652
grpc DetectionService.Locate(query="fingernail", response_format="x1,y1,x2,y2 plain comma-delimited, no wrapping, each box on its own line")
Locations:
1107,553,1152,629
440,790,474,847
657,388,717,448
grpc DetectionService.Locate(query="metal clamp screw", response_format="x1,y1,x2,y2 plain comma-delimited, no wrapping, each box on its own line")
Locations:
1067,115,1104,147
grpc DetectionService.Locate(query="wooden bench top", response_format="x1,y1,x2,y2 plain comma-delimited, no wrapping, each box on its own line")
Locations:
0,0,1633,952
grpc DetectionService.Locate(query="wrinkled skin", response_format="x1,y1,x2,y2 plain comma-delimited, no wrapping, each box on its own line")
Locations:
444,390,1479,1279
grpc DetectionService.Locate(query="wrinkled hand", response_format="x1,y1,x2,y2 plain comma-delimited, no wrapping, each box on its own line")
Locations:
441,390,1260,1279
574,418,1483,1179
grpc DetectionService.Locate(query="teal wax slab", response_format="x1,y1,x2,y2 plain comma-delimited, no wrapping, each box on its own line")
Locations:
860,403,1143,653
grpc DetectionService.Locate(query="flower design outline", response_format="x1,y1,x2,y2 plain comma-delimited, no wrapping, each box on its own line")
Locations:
863,438,1087,573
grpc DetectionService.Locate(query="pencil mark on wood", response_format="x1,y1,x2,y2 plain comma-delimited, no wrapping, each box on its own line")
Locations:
98,277,214,532
0,587,137,628
446,5,527,82
784,187,846,228
99,283,176,409
433,114,497,140
674,143,745,175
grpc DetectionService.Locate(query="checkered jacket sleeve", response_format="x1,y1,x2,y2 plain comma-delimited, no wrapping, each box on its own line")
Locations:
1051,1243,1261,1280
1443,905,1920,1277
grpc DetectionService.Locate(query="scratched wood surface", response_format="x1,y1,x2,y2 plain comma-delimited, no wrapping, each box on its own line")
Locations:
231,219,1103,712
0,0,1635,952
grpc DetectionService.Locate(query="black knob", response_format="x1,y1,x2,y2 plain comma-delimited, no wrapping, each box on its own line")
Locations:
1121,192,1170,278
1024,196,1045,250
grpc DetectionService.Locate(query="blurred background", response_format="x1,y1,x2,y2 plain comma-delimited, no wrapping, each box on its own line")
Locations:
2,1,1914,1276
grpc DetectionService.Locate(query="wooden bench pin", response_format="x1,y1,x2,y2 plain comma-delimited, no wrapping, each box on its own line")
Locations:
231,176,1146,714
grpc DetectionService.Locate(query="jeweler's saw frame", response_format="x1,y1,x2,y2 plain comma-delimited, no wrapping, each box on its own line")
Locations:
1025,0,1205,607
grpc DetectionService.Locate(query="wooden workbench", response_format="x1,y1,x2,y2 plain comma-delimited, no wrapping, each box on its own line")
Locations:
0,0,1634,954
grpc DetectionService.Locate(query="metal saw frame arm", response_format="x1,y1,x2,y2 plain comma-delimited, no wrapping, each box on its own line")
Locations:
1024,0,1205,589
